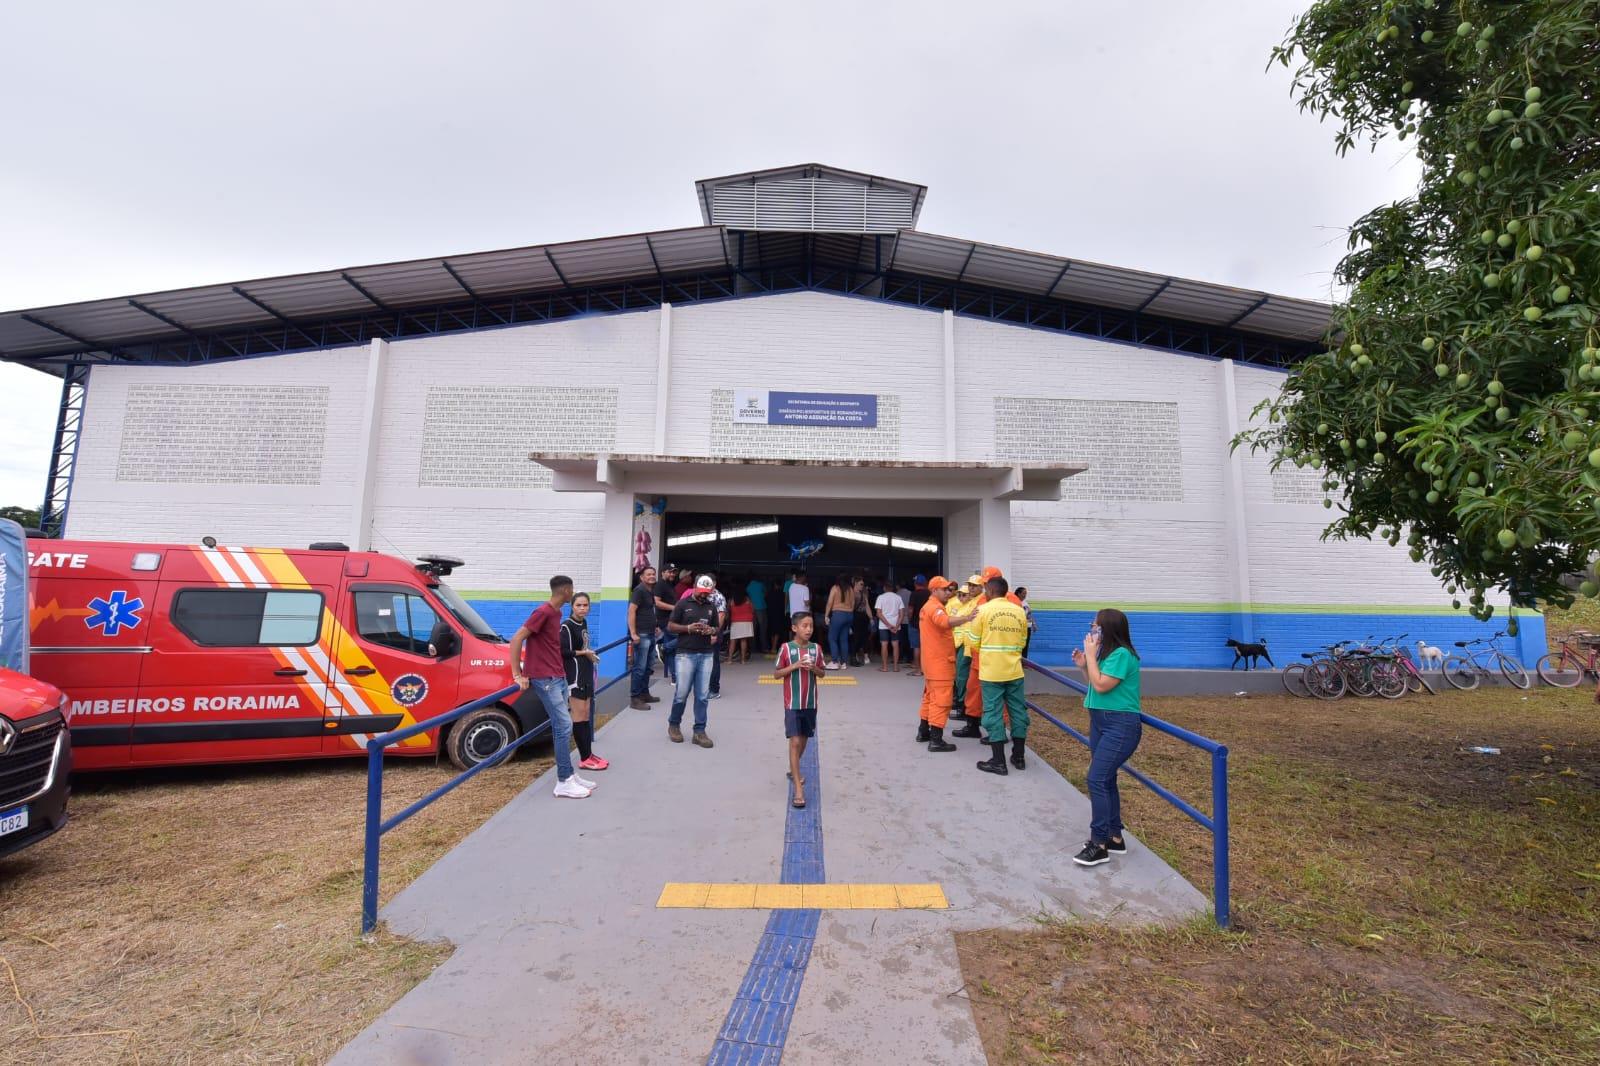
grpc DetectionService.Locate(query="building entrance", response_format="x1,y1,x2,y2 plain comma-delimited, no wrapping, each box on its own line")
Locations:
662,511,943,592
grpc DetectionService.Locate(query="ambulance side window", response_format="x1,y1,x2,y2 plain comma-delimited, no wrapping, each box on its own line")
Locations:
172,589,324,647
354,591,440,657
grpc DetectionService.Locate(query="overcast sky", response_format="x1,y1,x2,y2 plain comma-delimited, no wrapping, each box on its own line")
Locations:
0,0,1420,509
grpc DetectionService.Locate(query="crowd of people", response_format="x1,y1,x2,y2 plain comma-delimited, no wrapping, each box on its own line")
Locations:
509,563,1146,869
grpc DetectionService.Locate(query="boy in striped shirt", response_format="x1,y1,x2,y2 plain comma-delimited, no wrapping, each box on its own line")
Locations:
774,611,827,809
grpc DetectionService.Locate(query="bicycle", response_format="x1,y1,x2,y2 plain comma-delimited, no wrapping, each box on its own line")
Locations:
1535,631,1600,688
1442,632,1530,690
1302,637,1409,701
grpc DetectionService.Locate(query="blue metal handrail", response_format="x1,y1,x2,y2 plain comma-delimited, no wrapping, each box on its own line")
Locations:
361,634,629,933
1022,658,1232,929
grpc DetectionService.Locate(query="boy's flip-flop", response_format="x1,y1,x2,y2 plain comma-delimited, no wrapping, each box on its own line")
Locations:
791,796,807,809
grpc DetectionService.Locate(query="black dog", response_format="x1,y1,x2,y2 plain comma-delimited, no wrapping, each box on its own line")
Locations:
1226,637,1274,670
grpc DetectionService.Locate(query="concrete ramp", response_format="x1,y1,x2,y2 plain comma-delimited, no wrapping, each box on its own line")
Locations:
333,665,1206,1065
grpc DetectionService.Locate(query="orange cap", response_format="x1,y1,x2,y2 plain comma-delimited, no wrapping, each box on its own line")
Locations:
929,576,953,590
981,566,1003,581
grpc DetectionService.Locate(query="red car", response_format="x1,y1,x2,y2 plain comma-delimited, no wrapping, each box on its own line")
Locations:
27,541,540,771
0,668,71,859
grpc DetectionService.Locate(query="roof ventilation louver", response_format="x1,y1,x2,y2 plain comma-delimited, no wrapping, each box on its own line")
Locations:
710,178,915,234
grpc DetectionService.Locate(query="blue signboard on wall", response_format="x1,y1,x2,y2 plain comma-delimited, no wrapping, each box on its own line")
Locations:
734,389,878,428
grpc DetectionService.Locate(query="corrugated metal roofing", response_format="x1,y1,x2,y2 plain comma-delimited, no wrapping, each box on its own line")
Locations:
0,166,1334,365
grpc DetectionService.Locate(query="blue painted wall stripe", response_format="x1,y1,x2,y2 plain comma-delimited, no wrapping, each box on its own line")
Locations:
707,735,823,1062
463,597,1548,677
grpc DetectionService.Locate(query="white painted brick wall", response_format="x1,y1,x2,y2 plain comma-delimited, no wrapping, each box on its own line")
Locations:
667,292,944,458
59,294,1477,610
1232,363,1463,608
67,347,368,544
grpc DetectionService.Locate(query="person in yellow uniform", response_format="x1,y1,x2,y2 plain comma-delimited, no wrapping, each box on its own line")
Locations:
950,574,987,737
972,574,1032,775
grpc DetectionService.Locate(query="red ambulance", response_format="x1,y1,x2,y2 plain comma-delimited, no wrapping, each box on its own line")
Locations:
26,541,539,771
0,668,72,858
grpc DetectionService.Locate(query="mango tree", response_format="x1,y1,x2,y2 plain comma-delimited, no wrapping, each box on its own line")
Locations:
1239,0,1600,631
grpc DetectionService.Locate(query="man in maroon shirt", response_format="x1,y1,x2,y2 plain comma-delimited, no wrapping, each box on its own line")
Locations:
510,575,596,799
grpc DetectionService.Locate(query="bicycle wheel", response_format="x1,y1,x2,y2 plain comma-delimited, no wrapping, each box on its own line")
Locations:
1281,663,1311,698
1346,660,1377,698
1536,652,1583,687
1370,661,1408,699
1306,660,1346,701
1498,654,1531,690
1442,656,1480,690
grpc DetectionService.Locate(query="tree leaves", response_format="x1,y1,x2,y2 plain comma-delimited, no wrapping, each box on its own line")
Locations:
1239,0,1600,614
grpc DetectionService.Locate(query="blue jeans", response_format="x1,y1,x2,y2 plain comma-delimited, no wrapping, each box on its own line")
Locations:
529,676,576,781
1086,709,1142,844
630,634,656,697
669,652,713,733
659,631,677,681
828,611,853,663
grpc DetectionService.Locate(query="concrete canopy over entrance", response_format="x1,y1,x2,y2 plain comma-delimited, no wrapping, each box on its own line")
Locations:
529,453,1085,593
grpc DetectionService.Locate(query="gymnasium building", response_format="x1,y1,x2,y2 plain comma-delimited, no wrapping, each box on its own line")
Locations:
0,164,1545,667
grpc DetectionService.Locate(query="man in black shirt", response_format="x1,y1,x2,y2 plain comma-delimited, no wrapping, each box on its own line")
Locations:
653,564,680,683
628,566,661,710
906,575,932,677
666,575,720,747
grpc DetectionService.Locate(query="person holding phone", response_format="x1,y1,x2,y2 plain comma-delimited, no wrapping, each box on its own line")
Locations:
1071,608,1143,867
665,575,721,748
561,592,607,771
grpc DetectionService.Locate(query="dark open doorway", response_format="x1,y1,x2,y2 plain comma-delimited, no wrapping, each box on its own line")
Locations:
660,512,943,590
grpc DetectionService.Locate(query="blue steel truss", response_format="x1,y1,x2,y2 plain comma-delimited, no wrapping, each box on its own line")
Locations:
16,265,1319,373
38,362,89,537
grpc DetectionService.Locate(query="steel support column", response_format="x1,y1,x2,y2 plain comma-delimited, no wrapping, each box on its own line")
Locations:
38,362,90,538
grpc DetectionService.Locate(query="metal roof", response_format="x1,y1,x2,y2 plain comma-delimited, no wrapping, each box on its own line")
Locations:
0,169,1333,369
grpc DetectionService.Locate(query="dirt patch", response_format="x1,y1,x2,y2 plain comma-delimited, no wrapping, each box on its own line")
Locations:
958,687,1600,1064
0,748,551,1065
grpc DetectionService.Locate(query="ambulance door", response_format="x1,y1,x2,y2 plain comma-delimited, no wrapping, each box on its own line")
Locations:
326,585,463,755
131,584,333,766
27,551,161,771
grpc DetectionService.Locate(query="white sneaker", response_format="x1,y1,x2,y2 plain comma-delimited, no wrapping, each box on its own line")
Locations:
572,772,599,790
553,777,592,799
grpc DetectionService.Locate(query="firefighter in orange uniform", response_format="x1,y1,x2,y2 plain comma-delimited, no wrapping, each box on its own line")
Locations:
916,577,979,752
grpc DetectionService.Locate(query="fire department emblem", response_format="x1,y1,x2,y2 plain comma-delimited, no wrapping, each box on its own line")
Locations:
390,673,428,707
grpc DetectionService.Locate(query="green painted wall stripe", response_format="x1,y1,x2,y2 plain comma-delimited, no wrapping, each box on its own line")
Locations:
1027,600,1486,617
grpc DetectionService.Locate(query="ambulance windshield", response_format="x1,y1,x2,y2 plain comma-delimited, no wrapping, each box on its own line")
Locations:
433,583,505,643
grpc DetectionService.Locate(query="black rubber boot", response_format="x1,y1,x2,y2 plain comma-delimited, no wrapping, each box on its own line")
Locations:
1010,738,1026,771
951,721,982,739
916,720,930,743
977,741,1009,775
927,726,956,753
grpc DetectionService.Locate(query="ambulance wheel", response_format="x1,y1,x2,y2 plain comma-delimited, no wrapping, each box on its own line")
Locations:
446,707,520,770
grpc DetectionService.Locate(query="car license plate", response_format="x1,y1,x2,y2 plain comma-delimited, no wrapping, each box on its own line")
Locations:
0,806,28,837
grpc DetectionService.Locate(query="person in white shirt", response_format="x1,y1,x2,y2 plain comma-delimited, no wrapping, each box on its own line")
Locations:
874,586,907,672
788,571,811,617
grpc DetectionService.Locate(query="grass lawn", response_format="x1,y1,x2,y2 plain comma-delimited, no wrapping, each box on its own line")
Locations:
956,687,1600,1064
0,749,551,1065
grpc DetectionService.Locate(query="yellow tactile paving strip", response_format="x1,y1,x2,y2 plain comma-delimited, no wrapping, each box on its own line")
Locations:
657,883,948,910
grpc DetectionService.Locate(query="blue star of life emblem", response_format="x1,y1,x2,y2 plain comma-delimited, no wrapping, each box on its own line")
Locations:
85,590,145,637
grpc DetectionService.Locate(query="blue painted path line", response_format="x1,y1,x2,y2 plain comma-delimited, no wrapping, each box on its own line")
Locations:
706,736,823,1064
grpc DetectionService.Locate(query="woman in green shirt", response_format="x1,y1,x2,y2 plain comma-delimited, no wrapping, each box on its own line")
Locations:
1070,608,1142,867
